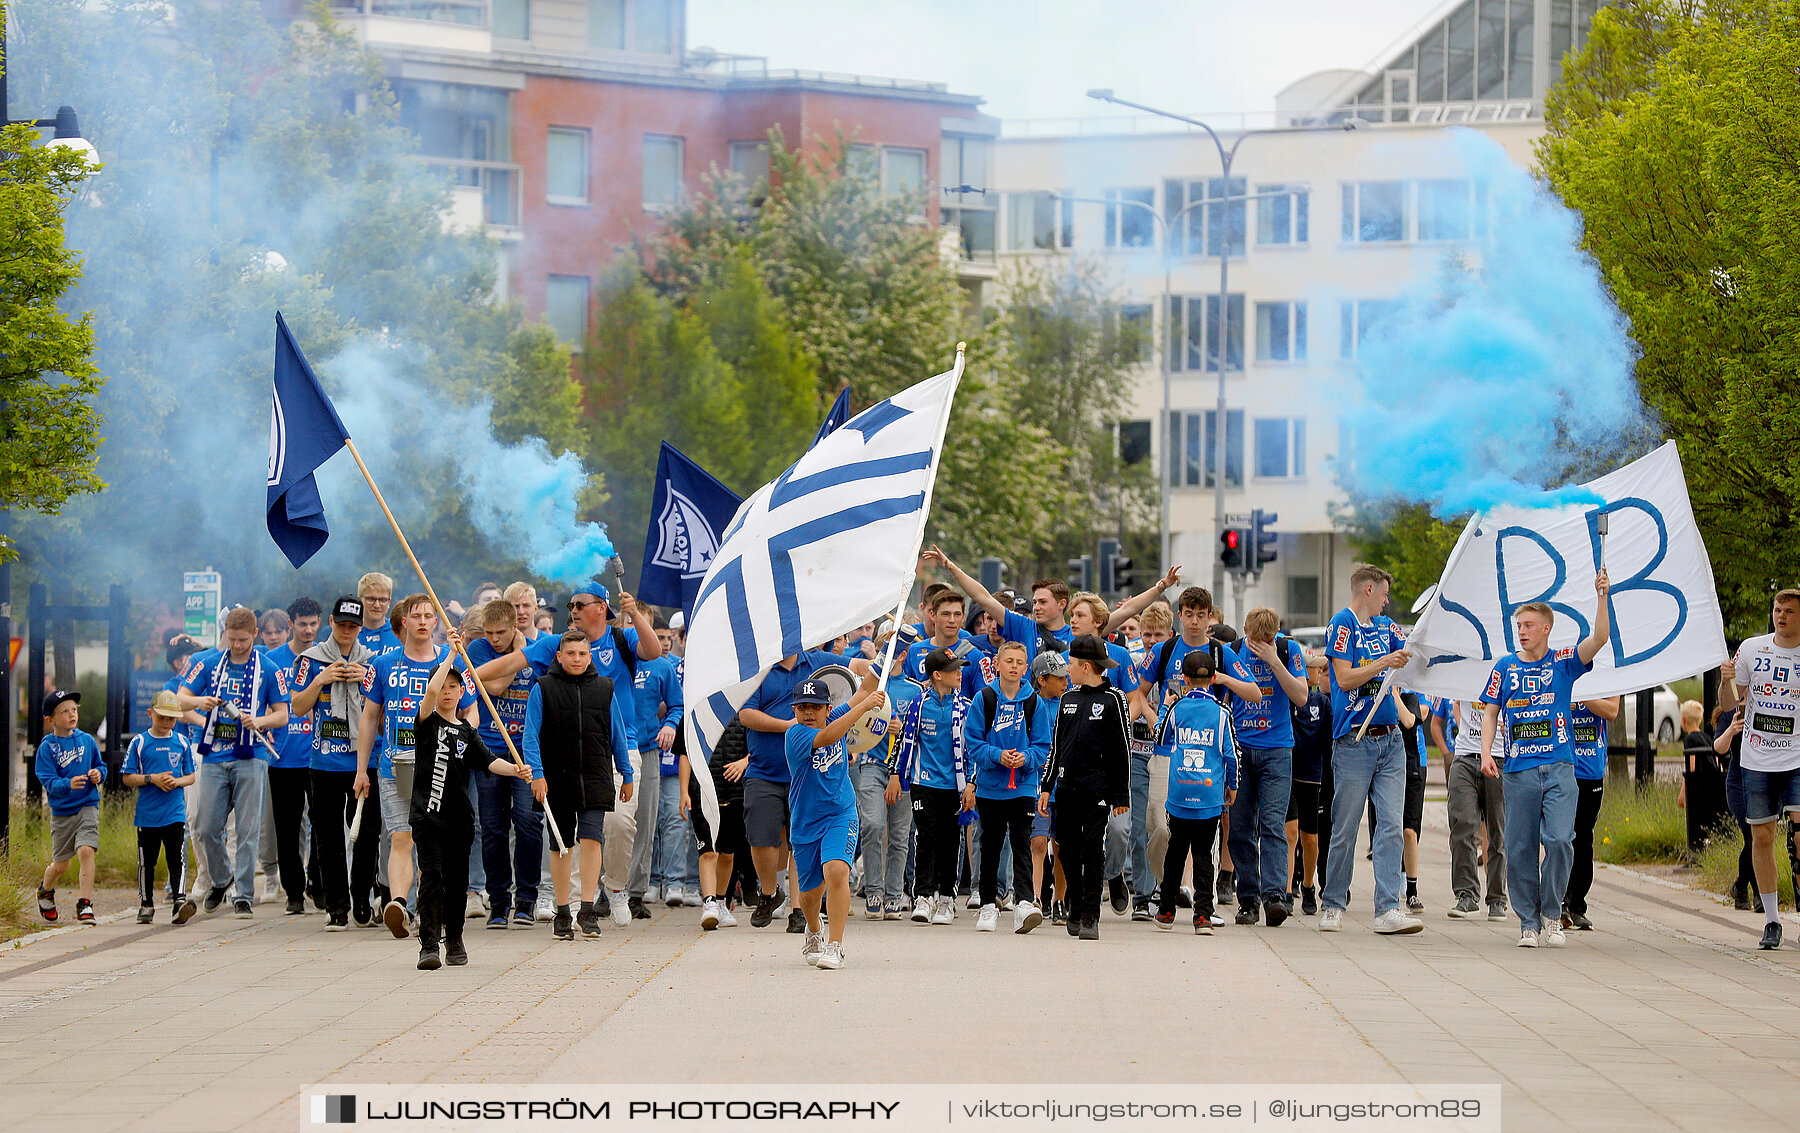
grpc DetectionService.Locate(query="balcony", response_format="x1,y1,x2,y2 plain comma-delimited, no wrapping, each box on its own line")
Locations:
330,1,493,54
417,157,521,236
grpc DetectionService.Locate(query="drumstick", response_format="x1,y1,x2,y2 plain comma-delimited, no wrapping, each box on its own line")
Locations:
348,795,365,840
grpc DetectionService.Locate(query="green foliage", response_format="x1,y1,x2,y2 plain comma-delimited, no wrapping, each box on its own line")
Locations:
1595,775,1688,863
0,103,107,560
1696,818,1794,906
1333,500,1465,615
1539,0,1800,633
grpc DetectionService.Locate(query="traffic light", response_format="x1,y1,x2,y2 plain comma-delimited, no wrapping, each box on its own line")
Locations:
978,557,1008,594
1067,554,1093,592
1219,528,1243,572
1251,509,1279,571
1097,539,1121,594
1111,552,1135,592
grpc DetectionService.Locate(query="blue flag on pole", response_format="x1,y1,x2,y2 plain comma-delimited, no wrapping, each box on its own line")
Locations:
809,388,852,450
639,442,743,620
267,313,351,569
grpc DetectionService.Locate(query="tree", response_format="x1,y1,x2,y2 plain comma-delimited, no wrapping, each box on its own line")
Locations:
0,93,106,562
1539,0,1800,632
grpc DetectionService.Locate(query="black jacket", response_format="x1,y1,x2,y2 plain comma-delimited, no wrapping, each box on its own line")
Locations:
535,662,621,812
1039,680,1131,806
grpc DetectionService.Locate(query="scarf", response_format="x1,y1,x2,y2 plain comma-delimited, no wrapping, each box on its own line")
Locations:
300,636,375,748
890,689,968,790
199,649,263,755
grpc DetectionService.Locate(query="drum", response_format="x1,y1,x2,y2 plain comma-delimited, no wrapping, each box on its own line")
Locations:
845,676,925,757
809,664,857,709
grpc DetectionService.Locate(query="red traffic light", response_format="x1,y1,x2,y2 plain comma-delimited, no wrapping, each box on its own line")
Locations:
1222,530,1240,549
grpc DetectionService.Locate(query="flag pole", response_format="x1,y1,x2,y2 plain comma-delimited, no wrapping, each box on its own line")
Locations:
339,437,568,856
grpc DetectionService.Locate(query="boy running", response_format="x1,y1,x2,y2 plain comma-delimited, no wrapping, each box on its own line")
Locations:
35,691,104,925
121,691,200,925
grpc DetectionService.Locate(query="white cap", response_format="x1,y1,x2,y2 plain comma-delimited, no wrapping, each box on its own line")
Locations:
669,611,685,631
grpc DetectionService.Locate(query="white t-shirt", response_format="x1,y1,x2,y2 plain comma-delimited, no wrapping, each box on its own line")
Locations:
1454,699,1496,759
1734,634,1800,773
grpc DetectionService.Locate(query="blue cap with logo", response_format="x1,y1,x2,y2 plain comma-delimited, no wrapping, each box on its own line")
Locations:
791,679,832,707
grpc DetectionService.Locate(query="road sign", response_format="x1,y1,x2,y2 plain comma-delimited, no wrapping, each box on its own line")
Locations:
183,571,222,648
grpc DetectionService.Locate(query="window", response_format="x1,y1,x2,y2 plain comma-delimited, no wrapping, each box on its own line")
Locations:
1104,188,1155,248
1254,418,1306,478
545,128,588,204
1117,419,1151,466
1166,177,1246,256
1256,184,1309,245
1446,1,1476,101
1417,179,1489,241
545,275,590,346
943,208,996,261
492,0,529,40
588,0,624,50
1167,294,1244,372
1117,304,1152,363
1342,181,1407,242
642,135,682,209
1254,301,1307,362
1509,0,1534,98
728,141,770,188
1005,192,1073,251
940,134,990,204
851,145,926,200
1167,409,1244,489
1287,575,1321,620
634,0,674,54
1339,299,1403,359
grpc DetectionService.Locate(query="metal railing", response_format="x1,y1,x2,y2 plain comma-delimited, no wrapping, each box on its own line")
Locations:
329,0,489,27
416,156,520,228
1002,112,1277,138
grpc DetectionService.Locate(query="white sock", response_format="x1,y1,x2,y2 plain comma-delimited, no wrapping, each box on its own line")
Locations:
1761,893,1780,923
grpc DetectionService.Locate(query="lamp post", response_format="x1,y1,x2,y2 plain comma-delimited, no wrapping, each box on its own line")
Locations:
2,16,98,849
1087,89,1354,602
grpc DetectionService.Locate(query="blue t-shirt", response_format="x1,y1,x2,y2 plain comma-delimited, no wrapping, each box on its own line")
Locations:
1000,610,1071,655
631,656,683,769
525,626,641,754
741,649,842,783
784,704,857,843
265,644,314,770
1571,700,1607,780
1325,609,1406,740
901,638,985,697
179,649,293,763
1477,648,1593,772
290,652,360,773
35,730,103,816
358,625,401,656
121,731,195,828
1229,640,1308,749
466,634,537,757
362,647,476,777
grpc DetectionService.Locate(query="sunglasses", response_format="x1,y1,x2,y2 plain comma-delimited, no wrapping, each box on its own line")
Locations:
567,599,603,612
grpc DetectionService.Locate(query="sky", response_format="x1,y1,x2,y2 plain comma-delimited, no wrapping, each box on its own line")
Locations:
685,0,1448,123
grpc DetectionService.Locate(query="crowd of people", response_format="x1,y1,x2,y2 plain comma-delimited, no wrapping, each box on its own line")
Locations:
28,557,1800,970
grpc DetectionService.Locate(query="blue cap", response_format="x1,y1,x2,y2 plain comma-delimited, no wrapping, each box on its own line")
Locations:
791,679,831,706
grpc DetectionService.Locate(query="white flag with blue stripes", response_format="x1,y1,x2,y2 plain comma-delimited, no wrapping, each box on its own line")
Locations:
682,351,964,834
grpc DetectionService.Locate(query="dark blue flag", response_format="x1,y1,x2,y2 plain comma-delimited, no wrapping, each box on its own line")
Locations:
809,388,852,450
639,442,742,619
267,313,351,568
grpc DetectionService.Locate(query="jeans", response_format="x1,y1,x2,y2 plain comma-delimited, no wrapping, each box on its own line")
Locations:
477,765,542,915
1447,755,1507,906
1503,761,1578,932
197,758,266,902
1229,746,1294,906
628,750,662,895
1103,806,1131,882
652,766,697,889
1322,732,1404,916
1127,751,1153,897
1564,777,1605,918
853,761,911,900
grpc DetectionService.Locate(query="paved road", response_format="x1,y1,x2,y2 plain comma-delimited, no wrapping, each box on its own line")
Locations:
2,805,1795,1133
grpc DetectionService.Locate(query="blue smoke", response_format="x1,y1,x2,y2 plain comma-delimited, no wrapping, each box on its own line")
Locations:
1339,130,1647,513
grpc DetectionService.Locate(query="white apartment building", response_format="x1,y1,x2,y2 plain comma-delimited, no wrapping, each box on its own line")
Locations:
981,0,1605,624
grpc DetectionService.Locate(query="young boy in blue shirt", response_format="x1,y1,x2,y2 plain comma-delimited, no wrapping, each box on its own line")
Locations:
122,691,200,925
784,672,886,971
35,691,105,925
1153,651,1238,934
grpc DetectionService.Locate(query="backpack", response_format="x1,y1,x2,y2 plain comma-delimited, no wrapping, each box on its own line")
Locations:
610,626,638,680
979,686,1039,735
1146,635,1293,701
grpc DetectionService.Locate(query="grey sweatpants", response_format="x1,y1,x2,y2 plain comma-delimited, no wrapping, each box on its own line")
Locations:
1447,754,1507,906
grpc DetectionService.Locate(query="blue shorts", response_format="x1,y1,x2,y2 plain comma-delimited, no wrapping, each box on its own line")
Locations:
1031,800,1054,840
1742,767,1800,824
791,815,858,893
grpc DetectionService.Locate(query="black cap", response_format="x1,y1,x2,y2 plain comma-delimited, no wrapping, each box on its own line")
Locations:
1068,635,1118,669
923,647,969,675
42,689,80,717
792,679,832,706
1181,649,1216,679
331,596,364,624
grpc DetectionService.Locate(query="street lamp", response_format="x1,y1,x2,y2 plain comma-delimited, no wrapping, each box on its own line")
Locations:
1087,89,1354,602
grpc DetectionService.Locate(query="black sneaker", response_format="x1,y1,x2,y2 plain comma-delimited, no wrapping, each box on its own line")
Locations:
1301,887,1318,916
1108,876,1129,916
1131,901,1153,922
1732,882,1754,911
1759,921,1783,951
445,940,468,966
285,897,306,916
173,897,198,925
1215,871,1236,907
1154,911,1175,930
552,907,574,941
629,894,651,920
308,881,326,911
1050,901,1067,926
1066,910,1081,937
594,889,611,919
1235,904,1259,926
203,886,229,914
751,890,784,929
1264,900,1290,928
1077,918,1100,941
786,909,806,934
353,897,374,927
486,913,508,930
577,904,603,939
232,899,253,920
136,905,155,924
36,887,57,923
418,946,442,971
513,906,536,926
325,912,349,931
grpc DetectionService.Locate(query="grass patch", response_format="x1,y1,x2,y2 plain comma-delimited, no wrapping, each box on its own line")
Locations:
4,798,146,939
1697,820,1797,909
1594,775,1688,864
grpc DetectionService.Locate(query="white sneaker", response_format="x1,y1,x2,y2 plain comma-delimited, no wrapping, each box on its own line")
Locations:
910,895,931,923
682,890,702,907
700,898,720,931
1013,901,1043,935
801,929,824,966
965,892,980,909
717,903,739,928
465,890,486,920
607,888,630,927
976,904,998,932
643,885,661,906
1319,908,1343,932
535,893,555,922
814,940,845,970
1542,924,1566,948
1518,928,1539,948
1373,908,1424,935
931,896,954,925
664,884,684,908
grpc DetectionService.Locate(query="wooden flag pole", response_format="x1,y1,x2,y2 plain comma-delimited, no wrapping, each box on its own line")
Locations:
340,438,569,856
